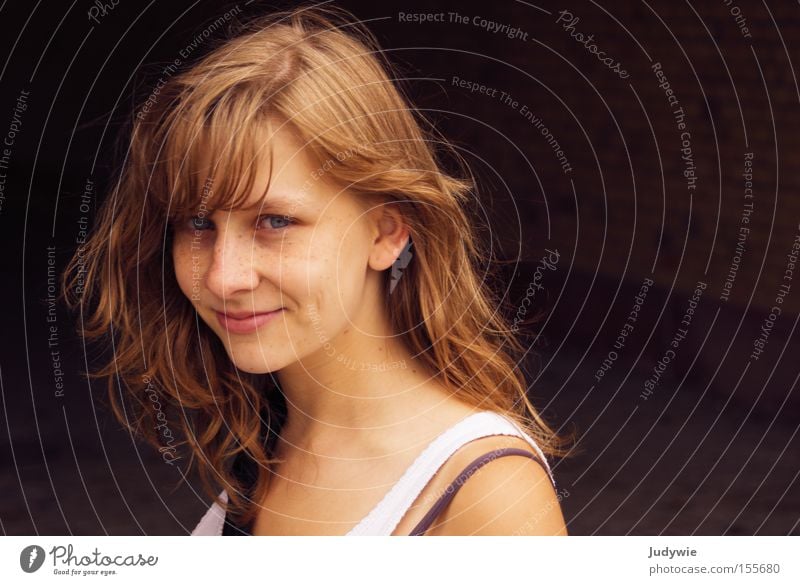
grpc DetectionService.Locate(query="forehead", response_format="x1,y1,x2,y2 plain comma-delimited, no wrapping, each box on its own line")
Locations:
149,80,384,223
229,139,351,213
232,119,377,215
163,115,346,216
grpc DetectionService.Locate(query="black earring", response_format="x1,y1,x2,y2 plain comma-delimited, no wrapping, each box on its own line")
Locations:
389,238,414,295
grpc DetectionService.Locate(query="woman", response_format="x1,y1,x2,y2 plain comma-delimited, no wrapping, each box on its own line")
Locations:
62,5,572,536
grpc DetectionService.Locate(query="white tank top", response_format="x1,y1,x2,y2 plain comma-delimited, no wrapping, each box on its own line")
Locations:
191,410,554,536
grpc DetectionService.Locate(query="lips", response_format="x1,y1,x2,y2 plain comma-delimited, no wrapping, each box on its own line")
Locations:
215,308,284,334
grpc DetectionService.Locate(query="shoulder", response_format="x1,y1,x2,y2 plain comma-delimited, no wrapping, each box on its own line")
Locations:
428,435,568,536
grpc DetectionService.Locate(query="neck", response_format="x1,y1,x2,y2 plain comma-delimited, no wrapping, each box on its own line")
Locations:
274,298,463,458
277,338,456,456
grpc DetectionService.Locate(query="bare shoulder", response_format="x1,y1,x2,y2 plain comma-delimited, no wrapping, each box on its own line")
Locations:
427,435,568,536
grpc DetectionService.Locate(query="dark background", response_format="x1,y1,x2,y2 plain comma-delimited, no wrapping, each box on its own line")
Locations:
0,0,798,535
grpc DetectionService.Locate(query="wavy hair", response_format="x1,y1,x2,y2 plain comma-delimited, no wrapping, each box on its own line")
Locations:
61,4,574,529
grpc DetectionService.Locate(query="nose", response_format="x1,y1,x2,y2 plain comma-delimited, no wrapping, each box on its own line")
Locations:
203,219,260,300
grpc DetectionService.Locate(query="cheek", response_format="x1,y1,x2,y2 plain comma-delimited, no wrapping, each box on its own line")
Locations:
324,222,372,310
171,238,201,301
282,234,358,320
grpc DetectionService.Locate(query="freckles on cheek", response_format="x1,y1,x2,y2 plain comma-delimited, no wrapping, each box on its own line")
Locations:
171,241,202,301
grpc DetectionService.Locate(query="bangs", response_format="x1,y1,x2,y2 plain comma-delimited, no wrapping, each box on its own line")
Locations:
147,88,275,221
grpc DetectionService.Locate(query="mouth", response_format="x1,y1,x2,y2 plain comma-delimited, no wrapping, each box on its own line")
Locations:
214,308,284,334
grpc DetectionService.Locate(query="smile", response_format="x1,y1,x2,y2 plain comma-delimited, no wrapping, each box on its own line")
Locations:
215,309,284,334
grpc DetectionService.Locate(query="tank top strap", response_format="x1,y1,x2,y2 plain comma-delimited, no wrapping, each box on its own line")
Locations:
409,447,546,535
346,411,553,536
191,489,228,536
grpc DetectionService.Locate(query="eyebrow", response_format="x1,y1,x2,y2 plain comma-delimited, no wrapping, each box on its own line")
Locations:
236,193,307,212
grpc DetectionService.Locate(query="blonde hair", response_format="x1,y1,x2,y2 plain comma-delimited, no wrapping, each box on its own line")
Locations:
61,4,574,528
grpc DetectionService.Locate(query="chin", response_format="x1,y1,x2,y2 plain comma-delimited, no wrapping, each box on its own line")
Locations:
234,363,276,374
223,345,288,374
230,359,282,375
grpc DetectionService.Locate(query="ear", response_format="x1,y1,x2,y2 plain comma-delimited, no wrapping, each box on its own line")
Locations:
368,204,410,272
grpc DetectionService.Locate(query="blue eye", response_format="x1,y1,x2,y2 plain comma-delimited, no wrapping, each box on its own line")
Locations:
189,216,213,231
176,214,292,233
259,215,293,230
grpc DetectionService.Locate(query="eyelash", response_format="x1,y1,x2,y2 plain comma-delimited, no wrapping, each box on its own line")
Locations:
183,214,295,232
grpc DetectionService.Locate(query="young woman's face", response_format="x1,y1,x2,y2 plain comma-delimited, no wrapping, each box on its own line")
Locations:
171,121,386,374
